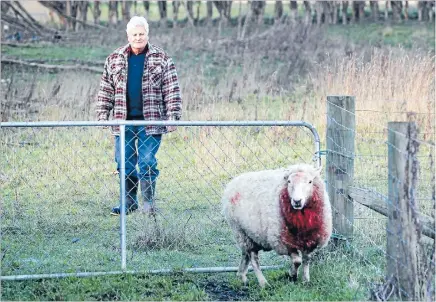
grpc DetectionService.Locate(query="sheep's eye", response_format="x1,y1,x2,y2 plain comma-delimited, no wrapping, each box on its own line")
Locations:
287,180,290,183
309,180,312,184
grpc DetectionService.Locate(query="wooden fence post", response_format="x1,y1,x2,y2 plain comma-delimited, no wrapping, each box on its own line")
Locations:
326,95,355,239
387,122,420,300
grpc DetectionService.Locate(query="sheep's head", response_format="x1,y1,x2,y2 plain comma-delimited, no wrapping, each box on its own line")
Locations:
285,165,322,210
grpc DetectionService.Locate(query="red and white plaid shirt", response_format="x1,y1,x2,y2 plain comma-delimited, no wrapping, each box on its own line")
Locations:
96,43,182,135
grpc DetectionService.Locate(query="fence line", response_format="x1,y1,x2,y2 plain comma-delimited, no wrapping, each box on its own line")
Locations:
0,120,320,281
326,96,435,301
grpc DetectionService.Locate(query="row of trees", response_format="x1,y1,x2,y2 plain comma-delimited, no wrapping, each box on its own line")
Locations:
1,1,435,35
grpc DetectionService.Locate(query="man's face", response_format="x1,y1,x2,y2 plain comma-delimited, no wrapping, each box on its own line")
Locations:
127,26,147,51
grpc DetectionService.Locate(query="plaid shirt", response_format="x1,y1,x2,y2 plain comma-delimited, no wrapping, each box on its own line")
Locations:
96,43,182,135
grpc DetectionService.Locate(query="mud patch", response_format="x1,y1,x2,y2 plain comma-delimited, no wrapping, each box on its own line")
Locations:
202,280,250,301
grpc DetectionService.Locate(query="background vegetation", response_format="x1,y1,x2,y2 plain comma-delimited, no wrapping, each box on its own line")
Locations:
1,1,434,301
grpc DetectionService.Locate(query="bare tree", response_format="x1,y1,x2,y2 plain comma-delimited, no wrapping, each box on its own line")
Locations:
384,0,389,21
251,0,265,24
93,1,101,25
214,1,232,34
404,0,409,20
185,0,195,26
370,1,379,21
205,0,213,26
143,1,150,18
121,1,132,23
342,0,349,24
172,0,181,27
418,1,432,21
290,1,298,23
391,0,403,22
108,1,119,27
351,1,365,23
77,1,88,30
158,0,168,27
303,1,312,25
274,0,283,23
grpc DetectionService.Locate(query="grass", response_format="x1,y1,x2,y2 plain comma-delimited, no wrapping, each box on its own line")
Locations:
327,22,435,50
1,20,434,300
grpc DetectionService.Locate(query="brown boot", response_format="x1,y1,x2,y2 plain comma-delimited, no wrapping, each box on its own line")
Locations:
140,179,157,214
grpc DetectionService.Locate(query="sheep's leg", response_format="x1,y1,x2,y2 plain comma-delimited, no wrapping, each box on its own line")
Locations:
289,250,302,282
302,253,311,283
250,250,268,287
237,251,250,284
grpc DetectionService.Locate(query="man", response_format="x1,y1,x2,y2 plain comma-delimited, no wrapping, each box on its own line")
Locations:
96,16,182,215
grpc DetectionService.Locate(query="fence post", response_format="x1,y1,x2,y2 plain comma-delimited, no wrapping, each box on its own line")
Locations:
387,122,420,300
326,95,355,239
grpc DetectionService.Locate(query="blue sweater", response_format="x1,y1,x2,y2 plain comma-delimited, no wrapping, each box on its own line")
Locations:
126,52,146,120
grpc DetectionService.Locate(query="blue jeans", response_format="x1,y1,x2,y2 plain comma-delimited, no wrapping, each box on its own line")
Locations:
115,126,162,202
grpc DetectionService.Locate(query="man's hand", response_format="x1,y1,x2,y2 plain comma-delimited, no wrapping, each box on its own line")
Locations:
166,125,177,132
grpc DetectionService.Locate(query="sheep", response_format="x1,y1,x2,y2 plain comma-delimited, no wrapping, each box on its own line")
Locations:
222,163,332,287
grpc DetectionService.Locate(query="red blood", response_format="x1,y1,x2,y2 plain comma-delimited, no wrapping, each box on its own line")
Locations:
231,192,241,205
279,184,328,252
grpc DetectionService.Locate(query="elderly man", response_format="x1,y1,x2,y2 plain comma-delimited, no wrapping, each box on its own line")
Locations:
96,16,182,215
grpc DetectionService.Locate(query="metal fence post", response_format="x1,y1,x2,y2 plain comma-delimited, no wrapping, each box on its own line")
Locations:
387,121,420,300
120,124,127,271
326,95,355,239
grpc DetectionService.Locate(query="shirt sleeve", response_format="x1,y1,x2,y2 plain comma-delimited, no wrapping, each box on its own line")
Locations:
162,57,182,121
96,58,115,121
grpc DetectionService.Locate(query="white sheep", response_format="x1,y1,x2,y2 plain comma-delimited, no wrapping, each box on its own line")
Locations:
222,163,332,287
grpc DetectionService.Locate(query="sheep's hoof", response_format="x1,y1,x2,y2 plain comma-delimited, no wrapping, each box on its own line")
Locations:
258,279,269,288
237,272,247,285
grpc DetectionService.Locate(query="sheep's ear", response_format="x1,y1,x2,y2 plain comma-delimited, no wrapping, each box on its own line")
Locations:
315,165,323,176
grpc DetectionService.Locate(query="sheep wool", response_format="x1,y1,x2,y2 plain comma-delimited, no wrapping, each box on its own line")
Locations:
222,164,332,287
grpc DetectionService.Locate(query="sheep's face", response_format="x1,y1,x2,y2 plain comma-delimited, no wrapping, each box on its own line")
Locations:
286,168,321,210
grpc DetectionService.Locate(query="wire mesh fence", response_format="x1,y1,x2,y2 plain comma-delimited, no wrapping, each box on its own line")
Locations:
325,97,435,301
0,121,320,279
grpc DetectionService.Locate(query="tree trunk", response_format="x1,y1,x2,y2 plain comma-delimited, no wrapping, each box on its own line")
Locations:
121,1,131,23
158,0,167,27
185,0,195,26
195,1,201,22
206,0,213,26
418,1,429,22
172,1,180,27
404,1,408,20
333,1,340,24
66,1,78,31
251,0,265,24
384,0,389,21
108,1,118,28
93,1,101,25
240,0,253,40
274,0,283,23
77,1,88,30
143,1,150,18
370,1,379,21
290,1,298,23
391,0,402,22
352,1,365,23
315,1,323,24
237,0,243,38
342,0,348,25
303,1,312,25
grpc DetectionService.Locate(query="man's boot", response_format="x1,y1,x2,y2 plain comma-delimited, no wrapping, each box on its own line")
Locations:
140,179,156,214
111,176,139,215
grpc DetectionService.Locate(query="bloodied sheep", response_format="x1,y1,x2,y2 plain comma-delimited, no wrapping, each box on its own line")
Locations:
222,164,332,287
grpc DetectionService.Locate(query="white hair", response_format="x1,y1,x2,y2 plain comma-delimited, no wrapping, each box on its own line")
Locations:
126,16,149,37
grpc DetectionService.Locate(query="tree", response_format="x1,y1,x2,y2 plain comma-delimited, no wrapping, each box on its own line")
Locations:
158,0,168,27
391,0,403,23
